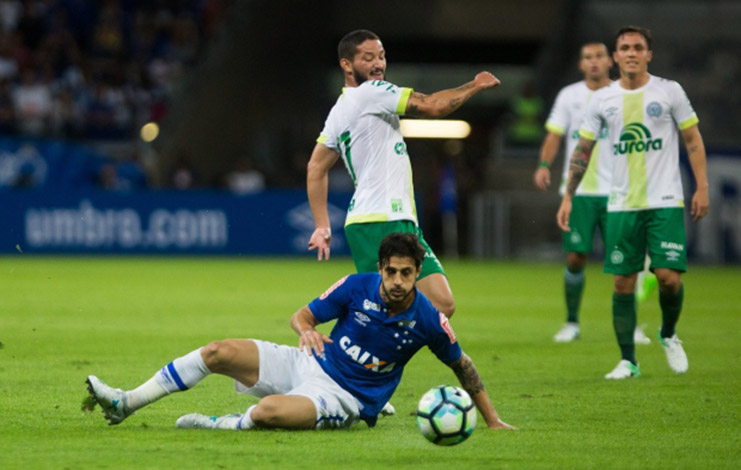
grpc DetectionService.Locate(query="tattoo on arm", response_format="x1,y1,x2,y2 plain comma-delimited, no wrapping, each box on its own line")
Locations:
406,92,429,117
447,96,463,113
687,144,699,155
565,140,594,197
450,354,485,396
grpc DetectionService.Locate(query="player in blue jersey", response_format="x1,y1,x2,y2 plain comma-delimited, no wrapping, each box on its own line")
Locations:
85,233,514,430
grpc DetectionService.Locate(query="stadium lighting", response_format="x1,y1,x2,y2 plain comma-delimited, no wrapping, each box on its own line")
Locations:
140,122,160,142
400,119,471,139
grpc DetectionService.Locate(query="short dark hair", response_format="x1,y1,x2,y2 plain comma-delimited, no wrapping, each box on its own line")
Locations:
378,233,426,269
616,25,652,50
338,29,380,62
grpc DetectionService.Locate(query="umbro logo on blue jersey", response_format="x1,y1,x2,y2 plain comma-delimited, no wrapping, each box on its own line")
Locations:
354,311,371,327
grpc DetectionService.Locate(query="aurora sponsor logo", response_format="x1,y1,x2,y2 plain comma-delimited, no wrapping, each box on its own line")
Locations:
613,122,663,155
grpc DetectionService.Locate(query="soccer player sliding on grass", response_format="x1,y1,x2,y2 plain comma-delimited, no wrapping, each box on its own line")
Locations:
85,233,514,431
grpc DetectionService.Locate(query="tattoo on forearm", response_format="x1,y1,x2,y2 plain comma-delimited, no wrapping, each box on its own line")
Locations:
447,96,463,112
565,141,593,197
687,144,698,154
451,354,485,396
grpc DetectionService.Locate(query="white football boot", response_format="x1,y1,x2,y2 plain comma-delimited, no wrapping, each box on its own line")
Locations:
381,402,396,416
657,333,688,373
86,375,133,425
633,325,651,345
604,360,641,379
553,322,580,342
176,413,244,430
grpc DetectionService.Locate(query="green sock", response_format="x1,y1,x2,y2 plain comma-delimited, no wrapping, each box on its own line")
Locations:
659,283,684,339
564,267,585,323
613,292,637,364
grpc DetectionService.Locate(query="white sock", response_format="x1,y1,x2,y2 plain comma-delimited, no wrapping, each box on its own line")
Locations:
155,348,211,393
126,348,211,411
237,405,258,430
126,377,167,411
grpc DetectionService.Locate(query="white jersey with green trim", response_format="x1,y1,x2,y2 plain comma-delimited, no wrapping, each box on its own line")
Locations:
545,80,613,196
579,75,698,212
317,80,415,226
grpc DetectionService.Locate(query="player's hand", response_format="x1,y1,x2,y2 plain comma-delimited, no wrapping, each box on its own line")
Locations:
298,329,333,357
534,167,551,191
308,227,332,261
474,72,501,90
489,418,517,430
557,197,572,232
691,187,709,222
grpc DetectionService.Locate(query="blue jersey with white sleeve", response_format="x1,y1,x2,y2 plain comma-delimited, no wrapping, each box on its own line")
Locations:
308,273,462,426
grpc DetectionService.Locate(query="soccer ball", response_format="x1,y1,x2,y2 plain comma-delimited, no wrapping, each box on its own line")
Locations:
416,385,476,446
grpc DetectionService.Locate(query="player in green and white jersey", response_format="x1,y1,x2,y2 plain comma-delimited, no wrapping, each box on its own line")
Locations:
557,26,709,379
307,29,501,319
535,42,652,344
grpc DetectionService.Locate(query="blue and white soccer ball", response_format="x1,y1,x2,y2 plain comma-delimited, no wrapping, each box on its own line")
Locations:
416,385,476,446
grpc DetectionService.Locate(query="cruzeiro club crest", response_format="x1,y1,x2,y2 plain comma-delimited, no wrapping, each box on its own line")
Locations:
613,122,663,155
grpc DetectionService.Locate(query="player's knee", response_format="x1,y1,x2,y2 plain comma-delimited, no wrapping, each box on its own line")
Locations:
251,397,283,427
566,253,587,271
656,272,681,293
613,276,636,295
200,340,237,370
432,295,455,318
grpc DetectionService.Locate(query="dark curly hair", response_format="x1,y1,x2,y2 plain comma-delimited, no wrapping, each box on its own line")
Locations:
378,233,426,269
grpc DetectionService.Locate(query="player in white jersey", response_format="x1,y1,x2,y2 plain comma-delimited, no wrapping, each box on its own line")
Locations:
307,29,501,318
557,26,709,379
535,43,651,344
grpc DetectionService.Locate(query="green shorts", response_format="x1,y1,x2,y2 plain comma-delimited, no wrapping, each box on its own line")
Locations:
604,208,687,275
563,195,608,253
344,220,445,279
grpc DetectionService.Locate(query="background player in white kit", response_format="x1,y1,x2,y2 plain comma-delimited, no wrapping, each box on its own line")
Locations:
557,26,709,379
307,29,501,319
534,42,651,344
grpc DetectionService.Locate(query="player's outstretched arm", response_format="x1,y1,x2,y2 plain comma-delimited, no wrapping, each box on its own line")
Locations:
307,143,340,260
448,353,515,430
534,132,563,191
405,72,501,119
291,305,333,356
557,137,595,231
681,125,709,221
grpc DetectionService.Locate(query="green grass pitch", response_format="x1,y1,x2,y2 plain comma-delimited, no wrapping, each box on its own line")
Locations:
1,256,739,469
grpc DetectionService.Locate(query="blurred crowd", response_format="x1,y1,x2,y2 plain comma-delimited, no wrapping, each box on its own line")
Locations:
0,0,226,140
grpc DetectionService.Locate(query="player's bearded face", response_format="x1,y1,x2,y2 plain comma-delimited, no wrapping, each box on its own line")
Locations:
349,39,386,85
379,256,420,307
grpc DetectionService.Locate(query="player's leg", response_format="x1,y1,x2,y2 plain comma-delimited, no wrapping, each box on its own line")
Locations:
178,341,362,430
86,339,258,425
603,211,646,379
417,272,454,317
647,208,688,373
414,225,455,317
553,251,587,342
554,196,599,342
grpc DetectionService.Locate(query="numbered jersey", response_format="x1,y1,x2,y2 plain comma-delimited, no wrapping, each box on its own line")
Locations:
579,75,699,211
317,80,416,226
545,81,613,196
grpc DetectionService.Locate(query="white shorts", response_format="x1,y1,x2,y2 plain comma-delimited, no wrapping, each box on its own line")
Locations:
234,340,362,429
